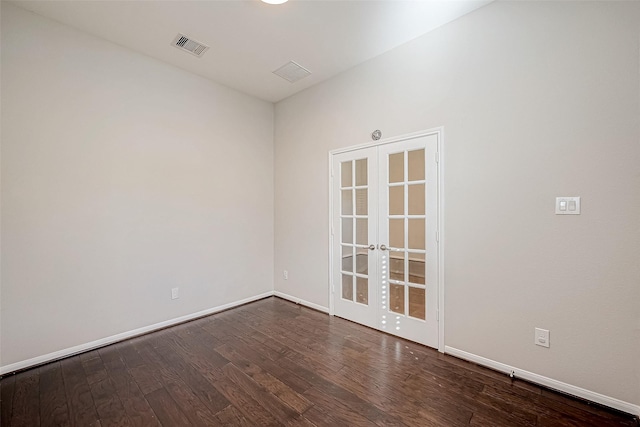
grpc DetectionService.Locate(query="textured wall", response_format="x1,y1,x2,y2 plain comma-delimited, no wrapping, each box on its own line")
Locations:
1,4,274,367
274,1,640,406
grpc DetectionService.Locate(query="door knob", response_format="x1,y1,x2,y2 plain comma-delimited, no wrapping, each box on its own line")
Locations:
379,244,388,251
368,244,376,250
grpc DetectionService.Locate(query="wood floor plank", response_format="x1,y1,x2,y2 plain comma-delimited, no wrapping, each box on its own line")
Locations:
213,377,281,426
469,411,529,427
60,356,101,427
80,349,133,426
128,339,182,387
499,384,638,427
434,350,541,392
214,405,253,426
1,374,16,425
9,369,40,427
163,381,221,426
115,341,145,369
200,316,248,345
98,345,131,390
117,341,163,396
467,385,538,426
538,386,627,418
171,325,230,370
222,363,302,424
81,352,109,385
330,364,458,427
132,331,222,426
242,363,312,414
273,355,408,426
250,322,342,378
1,297,636,427
89,377,132,427
39,362,71,427
260,302,540,424
148,331,230,415
302,386,389,426
98,346,160,427
299,405,347,427
144,388,191,426
214,338,313,396
113,378,160,427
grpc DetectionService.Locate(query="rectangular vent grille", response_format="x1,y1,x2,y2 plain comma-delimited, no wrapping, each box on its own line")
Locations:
273,61,312,83
171,33,209,58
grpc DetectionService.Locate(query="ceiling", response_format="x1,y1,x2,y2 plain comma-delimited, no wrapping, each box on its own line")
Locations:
11,0,492,103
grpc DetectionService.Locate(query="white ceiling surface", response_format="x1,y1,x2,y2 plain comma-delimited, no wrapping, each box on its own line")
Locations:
10,0,492,103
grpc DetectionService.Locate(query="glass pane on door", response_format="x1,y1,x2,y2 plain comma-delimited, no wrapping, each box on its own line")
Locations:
356,248,368,275
408,219,425,250
355,159,368,186
342,274,353,301
340,158,370,306
389,153,404,183
385,149,427,320
408,149,425,181
341,218,353,244
356,218,368,245
341,245,353,273
389,219,404,249
389,186,404,215
389,251,404,281
341,190,353,215
408,253,425,285
408,184,425,215
341,161,352,187
356,277,368,304
408,287,426,320
390,284,405,314
355,189,368,215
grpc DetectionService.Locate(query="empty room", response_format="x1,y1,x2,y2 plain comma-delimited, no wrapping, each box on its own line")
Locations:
1,0,639,425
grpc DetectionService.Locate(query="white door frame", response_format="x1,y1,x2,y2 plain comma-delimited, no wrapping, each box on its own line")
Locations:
328,127,445,353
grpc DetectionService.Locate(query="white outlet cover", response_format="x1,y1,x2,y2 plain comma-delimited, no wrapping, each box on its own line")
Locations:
535,328,550,348
171,287,179,300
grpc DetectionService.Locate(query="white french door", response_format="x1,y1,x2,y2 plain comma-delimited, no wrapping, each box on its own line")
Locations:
332,146,379,329
331,132,440,348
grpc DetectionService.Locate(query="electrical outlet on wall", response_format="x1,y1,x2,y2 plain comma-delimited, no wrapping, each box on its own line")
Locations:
535,328,550,348
171,287,179,300
283,270,288,280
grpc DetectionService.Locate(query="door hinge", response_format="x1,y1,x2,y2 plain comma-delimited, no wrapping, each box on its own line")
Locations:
435,151,439,164
331,225,334,236
436,231,439,242
436,310,439,321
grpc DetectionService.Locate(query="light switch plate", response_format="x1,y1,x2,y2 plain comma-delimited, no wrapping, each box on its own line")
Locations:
555,197,580,214
535,328,550,348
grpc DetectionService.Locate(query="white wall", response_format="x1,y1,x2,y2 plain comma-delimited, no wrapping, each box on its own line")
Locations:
1,4,274,367
274,1,640,408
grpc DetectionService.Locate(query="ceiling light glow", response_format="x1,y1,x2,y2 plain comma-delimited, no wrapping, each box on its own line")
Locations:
261,0,288,4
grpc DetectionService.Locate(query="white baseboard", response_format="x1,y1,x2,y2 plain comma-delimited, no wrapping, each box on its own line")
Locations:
0,291,275,376
273,291,329,313
444,346,640,417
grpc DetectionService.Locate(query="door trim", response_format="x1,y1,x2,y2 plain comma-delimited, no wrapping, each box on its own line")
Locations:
328,127,445,353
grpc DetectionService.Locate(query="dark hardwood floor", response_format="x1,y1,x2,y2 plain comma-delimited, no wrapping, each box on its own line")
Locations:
1,296,637,426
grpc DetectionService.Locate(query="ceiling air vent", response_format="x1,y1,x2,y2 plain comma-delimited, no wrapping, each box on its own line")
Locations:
171,33,209,58
273,61,312,83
